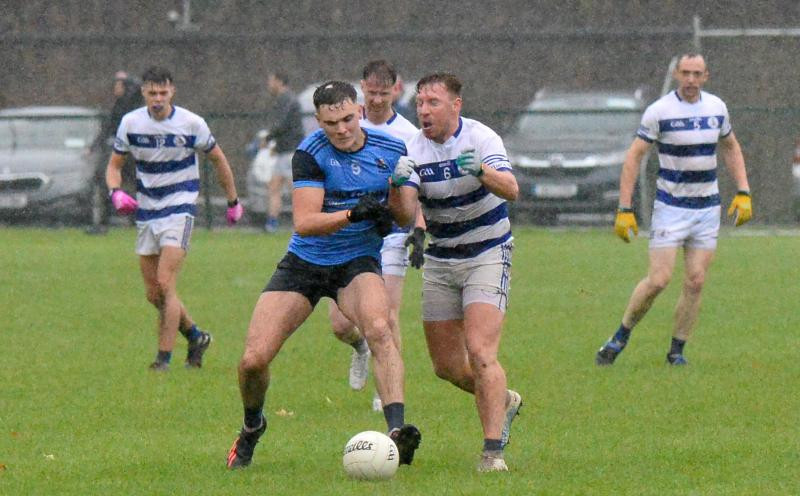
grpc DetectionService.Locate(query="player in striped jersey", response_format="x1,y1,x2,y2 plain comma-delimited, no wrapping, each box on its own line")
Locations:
227,81,420,470
105,67,243,371
327,61,424,413
596,53,752,366
388,73,522,473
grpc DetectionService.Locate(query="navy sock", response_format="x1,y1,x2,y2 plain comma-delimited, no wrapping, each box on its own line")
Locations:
613,323,632,344
383,402,405,432
669,337,686,356
181,324,202,342
156,350,172,364
483,439,503,453
244,406,264,430
351,337,368,353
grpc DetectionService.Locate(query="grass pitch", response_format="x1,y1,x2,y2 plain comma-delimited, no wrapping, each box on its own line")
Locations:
1,226,798,495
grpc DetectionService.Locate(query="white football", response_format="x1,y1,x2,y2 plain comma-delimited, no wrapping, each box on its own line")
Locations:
342,430,399,480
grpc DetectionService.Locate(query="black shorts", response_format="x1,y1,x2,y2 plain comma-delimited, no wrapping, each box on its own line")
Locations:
263,252,382,307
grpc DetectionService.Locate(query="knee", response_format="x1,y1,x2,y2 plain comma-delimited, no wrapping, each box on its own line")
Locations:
646,272,672,293
145,286,163,307
239,351,269,376
684,272,706,293
467,349,499,375
363,317,392,347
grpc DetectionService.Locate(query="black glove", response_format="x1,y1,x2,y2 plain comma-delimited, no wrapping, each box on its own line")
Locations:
347,195,385,223
374,208,394,238
404,227,425,269
348,195,393,237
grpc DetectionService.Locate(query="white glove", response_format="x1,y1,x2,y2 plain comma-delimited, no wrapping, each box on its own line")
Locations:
455,148,483,177
391,156,417,187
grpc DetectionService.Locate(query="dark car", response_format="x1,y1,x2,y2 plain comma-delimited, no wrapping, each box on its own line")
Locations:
504,89,645,224
0,106,103,223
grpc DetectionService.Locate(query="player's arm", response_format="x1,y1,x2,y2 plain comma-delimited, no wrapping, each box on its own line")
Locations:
475,165,518,201
292,186,351,236
618,137,651,208
105,151,127,190
206,144,240,205
388,184,419,227
718,131,750,193
719,131,752,225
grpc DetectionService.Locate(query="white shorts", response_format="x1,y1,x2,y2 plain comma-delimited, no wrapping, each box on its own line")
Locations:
422,242,513,321
381,232,410,277
136,215,194,256
272,152,293,179
649,201,720,250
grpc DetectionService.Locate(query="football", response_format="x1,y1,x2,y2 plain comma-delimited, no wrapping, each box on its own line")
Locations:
342,430,399,480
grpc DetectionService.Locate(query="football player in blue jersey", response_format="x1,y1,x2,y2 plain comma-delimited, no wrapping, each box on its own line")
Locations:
596,53,752,366
105,67,242,371
227,81,420,470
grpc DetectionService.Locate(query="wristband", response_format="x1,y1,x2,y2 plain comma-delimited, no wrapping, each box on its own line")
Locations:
617,206,634,213
108,187,120,198
227,198,239,207
736,190,750,197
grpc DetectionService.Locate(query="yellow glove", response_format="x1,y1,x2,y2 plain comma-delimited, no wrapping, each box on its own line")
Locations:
614,208,638,243
727,191,752,226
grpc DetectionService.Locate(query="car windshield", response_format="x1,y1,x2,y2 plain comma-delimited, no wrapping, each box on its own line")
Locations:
516,109,640,141
0,116,100,150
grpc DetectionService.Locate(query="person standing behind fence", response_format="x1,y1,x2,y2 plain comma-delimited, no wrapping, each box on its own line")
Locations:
87,70,143,235
595,53,752,367
262,72,304,232
105,66,243,371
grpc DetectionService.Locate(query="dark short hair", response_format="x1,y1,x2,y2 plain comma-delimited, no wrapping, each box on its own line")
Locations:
416,72,462,97
362,60,397,86
141,67,174,85
677,52,707,70
271,72,289,85
313,80,357,109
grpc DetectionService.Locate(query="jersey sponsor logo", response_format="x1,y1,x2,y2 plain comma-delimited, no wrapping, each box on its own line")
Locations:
658,116,725,133
376,158,389,170
174,135,187,147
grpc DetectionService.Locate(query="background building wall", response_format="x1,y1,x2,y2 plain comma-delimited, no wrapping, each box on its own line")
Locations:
2,0,798,222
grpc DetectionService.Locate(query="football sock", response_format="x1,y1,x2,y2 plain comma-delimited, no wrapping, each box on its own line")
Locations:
180,324,202,342
383,402,404,431
483,439,503,453
244,406,264,431
156,350,172,363
669,337,686,356
614,323,632,344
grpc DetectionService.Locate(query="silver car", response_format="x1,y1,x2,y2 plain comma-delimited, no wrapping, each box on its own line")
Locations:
0,106,103,223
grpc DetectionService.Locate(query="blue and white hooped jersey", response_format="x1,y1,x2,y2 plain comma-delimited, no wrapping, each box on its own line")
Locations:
637,90,732,209
405,117,513,260
113,106,216,223
288,128,406,265
361,110,418,235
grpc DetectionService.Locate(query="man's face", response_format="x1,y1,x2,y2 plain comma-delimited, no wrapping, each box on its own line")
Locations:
361,76,394,116
141,81,175,118
267,75,282,96
674,56,708,102
416,82,461,143
316,98,362,151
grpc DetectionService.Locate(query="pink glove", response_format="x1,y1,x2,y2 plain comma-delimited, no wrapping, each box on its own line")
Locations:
110,189,137,215
226,201,243,225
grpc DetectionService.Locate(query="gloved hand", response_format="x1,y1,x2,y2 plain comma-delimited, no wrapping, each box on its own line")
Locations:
455,148,483,177
348,195,388,223
727,191,752,226
391,156,416,187
110,189,138,215
374,208,394,238
404,227,425,269
226,199,243,225
614,207,638,243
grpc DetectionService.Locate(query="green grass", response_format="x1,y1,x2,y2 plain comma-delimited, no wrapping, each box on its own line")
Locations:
1,226,798,495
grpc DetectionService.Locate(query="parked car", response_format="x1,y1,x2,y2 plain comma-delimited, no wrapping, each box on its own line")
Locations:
504,89,646,224
793,136,800,221
0,106,103,223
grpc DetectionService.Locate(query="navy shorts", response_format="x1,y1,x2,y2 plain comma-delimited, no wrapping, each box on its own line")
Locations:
264,252,382,307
